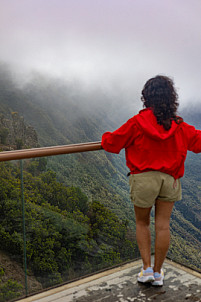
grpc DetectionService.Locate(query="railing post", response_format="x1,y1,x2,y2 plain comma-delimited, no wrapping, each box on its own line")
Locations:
20,159,28,296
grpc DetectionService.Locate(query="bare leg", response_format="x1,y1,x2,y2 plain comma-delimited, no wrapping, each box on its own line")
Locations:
154,199,174,273
134,205,152,269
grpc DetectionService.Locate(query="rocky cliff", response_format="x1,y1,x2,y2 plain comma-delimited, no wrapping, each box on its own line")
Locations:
0,112,39,150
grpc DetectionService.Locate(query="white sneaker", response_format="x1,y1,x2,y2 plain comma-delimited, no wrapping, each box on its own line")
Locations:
152,269,164,286
137,267,155,283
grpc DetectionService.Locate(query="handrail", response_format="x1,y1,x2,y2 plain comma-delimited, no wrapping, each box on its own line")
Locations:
0,141,103,162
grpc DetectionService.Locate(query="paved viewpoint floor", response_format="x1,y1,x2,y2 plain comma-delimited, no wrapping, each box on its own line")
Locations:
19,259,201,302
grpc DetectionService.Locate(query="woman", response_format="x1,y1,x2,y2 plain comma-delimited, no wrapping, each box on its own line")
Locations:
101,75,201,286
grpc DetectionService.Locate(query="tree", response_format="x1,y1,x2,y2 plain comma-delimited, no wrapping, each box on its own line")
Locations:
0,128,9,144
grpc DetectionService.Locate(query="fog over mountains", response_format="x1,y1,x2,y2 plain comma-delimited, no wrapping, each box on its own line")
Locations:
0,63,201,272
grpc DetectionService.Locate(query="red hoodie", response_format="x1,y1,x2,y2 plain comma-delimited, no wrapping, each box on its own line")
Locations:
101,108,201,179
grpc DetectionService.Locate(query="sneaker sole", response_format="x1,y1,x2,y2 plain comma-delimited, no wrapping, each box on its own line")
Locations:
152,280,164,286
138,276,155,283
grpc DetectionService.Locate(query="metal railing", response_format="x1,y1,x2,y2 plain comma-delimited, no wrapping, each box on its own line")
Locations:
0,141,103,298
0,141,102,162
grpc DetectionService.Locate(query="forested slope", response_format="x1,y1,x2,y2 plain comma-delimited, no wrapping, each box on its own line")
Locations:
0,64,201,296
0,64,134,227
0,160,137,300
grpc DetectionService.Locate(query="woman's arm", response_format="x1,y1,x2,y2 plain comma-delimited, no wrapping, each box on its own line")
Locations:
101,117,137,154
184,122,201,153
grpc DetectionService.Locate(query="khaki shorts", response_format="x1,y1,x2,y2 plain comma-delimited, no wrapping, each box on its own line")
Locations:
129,171,182,208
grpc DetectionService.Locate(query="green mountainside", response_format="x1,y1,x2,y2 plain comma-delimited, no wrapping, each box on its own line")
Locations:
0,160,137,299
0,64,201,298
0,64,134,226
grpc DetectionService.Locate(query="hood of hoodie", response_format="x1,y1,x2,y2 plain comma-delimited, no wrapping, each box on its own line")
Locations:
135,108,180,140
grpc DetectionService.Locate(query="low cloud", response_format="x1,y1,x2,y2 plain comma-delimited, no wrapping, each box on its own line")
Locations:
1,0,201,109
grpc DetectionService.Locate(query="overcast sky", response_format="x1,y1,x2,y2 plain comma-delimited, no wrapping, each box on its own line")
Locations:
1,0,201,110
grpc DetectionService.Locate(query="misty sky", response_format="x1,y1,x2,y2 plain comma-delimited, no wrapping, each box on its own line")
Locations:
1,0,201,110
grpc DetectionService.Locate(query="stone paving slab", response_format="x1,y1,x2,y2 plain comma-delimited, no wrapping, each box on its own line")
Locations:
19,259,201,302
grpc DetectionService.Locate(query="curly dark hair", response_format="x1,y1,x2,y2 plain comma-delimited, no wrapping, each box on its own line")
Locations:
141,75,179,130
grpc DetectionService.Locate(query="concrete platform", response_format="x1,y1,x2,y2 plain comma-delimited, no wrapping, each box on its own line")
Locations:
19,259,201,302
